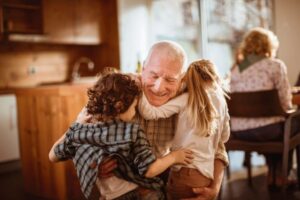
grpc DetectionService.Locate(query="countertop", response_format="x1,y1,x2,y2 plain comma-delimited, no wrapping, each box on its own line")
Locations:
0,82,93,96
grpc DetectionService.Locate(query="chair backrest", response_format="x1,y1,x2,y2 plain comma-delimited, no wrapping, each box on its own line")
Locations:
227,89,287,118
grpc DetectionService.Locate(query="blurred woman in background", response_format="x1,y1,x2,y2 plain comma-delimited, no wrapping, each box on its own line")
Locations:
229,27,293,188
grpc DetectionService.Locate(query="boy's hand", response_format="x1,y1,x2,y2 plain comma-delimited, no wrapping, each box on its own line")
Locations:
171,149,194,165
98,157,118,178
76,107,92,123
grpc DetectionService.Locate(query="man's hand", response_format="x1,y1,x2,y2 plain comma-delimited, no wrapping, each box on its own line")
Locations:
76,107,92,123
181,186,218,200
98,157,118,178
182,159,224,200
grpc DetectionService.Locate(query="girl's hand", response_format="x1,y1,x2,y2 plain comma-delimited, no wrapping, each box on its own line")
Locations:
171,149,194,165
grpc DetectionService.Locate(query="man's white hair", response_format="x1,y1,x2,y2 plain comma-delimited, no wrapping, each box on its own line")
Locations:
144,40,187,72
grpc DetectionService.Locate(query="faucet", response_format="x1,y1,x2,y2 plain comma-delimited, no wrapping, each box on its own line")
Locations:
71,57,95,81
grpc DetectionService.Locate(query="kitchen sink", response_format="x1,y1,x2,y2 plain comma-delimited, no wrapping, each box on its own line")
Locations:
71,76,98,84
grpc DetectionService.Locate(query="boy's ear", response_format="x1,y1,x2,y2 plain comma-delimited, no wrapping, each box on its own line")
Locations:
114,101,124,113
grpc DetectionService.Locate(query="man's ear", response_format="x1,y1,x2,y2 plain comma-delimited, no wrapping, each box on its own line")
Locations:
177,73,187,94
179,72,186,81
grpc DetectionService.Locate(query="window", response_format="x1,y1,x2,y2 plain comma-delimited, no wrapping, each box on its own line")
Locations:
204,0,274,77
150,0,201,70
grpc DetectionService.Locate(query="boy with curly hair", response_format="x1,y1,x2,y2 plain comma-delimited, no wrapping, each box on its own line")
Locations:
49,70,193,200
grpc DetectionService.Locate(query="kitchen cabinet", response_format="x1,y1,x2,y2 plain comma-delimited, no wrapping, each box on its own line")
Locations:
42,0,75,44
15,83,90,200
1,0,102,45
38,0,102,45
0,0,43,35
72,0,102,45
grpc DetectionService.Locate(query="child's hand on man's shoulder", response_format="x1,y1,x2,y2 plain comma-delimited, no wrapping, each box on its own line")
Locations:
76,107,92,124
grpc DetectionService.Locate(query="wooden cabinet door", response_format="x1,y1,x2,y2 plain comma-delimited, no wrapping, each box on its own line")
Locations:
73,0,102,45
43,0,101,45
16,87,89,200
43,0,75,44
17,95,69,200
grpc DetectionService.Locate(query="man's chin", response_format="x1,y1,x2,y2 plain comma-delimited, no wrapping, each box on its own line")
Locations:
148,97,168,107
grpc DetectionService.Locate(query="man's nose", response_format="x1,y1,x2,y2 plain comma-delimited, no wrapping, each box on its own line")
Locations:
153,78,164,92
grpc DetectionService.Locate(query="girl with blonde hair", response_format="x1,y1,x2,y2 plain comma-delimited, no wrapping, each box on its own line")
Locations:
139,59,230,199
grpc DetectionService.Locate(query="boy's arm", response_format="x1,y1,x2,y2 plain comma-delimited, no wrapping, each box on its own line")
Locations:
49,130,76,162
49,133,67,162
139,92,188,120
49,107,91,162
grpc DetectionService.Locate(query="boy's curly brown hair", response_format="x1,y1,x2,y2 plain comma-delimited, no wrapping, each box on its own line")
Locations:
86,70,140,121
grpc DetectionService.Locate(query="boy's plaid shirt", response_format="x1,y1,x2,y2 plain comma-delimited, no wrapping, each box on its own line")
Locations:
54,120,163,199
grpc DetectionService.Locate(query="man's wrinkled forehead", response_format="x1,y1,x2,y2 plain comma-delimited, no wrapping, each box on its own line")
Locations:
149,69,182,81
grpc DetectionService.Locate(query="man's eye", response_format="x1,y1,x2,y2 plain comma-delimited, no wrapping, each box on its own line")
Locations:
166,79,176,83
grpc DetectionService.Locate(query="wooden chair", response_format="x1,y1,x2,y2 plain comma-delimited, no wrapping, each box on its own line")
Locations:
225,89,300,189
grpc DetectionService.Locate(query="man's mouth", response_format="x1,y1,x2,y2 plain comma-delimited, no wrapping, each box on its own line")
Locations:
149,90,168,97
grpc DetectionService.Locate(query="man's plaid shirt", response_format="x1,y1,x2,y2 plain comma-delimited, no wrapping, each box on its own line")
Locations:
54,120,164,199
136,113,229,165
136,113,177,158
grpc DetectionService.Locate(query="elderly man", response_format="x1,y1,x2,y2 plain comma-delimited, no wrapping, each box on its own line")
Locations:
99,41,228,200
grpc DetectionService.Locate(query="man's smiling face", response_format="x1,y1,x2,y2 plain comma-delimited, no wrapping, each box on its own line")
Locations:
141,51,182,106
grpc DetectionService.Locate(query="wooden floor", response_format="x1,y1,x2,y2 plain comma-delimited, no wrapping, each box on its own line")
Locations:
222,167,300,200
0,153,300,200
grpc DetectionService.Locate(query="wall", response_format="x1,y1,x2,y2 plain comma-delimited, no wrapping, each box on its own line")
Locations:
0,0,120,88
0,44,92,87
274,0,300,85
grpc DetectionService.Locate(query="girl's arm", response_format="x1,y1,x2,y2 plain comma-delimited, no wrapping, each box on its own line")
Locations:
132,129,193,178
139,92,188,120
145,149,193,178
